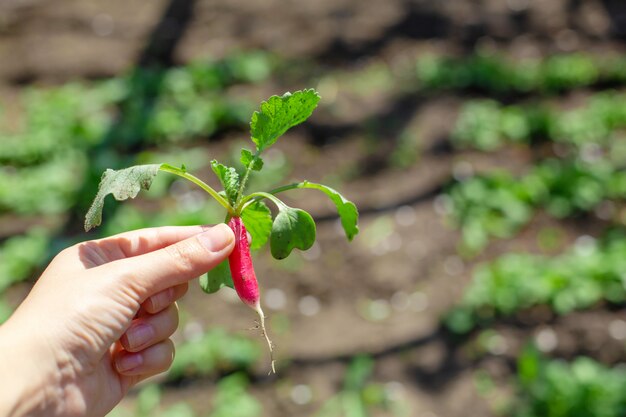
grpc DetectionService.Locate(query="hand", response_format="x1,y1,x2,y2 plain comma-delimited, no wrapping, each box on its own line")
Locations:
0,224,234,417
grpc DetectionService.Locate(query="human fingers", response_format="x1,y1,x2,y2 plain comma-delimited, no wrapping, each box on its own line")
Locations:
142,283,188,314
120,303,179,353
107,223,234,301
106,225,216,258
114,339,175,376
67,225,216,265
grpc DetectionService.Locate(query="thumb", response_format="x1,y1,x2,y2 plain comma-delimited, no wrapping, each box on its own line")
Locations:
108,223,235,301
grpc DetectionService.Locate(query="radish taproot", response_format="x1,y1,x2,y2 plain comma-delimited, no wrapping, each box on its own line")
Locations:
227,216,275,373
84,89,359,373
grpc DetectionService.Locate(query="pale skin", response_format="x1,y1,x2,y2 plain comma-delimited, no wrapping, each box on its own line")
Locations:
0,224,235,417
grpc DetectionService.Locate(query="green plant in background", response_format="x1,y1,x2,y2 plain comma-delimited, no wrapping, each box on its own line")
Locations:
452,93,626,151
433,47,626,417
107,373,260,417
513,346,626,417
168,329,260,380
452,99,547,151
313,356,406,417
0,228,51,324
208,373,262,417
107,384,195,417
417,52,626,94
0,151,88,215
417,52,519,93
109,357,409,417
0,51,274,166
446,170,537,254
447,157,626,254
445,231,626,333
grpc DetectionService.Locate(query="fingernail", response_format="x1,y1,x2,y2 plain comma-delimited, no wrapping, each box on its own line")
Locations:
124,323,154,350
117,352,143,372
149,287,174,312
198,223,234,252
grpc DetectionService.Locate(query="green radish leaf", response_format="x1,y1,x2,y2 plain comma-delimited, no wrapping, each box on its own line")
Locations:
270,206,316,259
85,164,162,231
241,149,264,171
200,261,233,294
210,160,240,205
300,182,359,241
250,89,320,152
241,201,272,250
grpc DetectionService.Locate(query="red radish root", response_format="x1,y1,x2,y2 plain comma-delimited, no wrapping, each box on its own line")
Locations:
228,217,276,373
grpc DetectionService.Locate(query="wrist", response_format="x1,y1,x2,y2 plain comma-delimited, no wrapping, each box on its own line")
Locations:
0,316,62,417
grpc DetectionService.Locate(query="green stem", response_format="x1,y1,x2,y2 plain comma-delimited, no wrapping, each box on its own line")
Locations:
235,151,261,208
159,164,235,216
268,181,309,194
240,191,287,212
239,181,308,210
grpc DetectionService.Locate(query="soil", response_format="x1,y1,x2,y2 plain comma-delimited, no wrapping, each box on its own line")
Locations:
2,0,626,416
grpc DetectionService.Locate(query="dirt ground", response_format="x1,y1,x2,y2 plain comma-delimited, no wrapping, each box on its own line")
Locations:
2,0,626,416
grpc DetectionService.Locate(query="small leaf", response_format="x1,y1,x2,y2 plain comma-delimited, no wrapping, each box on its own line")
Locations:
301,182,359,240
250,89,320,152
85,164,161,231
241,149,264,171
270,207,316,259
211,160,240,205
200,261,234,294
241,201,272,250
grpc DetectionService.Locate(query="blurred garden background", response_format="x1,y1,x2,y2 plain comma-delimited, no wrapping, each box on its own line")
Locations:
2,0,626,416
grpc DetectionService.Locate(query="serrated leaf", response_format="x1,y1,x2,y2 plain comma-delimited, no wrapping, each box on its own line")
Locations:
301,182,359,240
250,89,320,152
240,149,264,171
241,201,272,250
85,164,161,231
211,160,240,205
200,261,234,294
270,207,316,260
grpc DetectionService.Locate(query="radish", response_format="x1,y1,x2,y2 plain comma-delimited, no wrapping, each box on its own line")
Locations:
85,89,359,373
227,216,275,373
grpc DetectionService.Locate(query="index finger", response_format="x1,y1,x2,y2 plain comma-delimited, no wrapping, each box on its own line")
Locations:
104,224,235,301
112,225,216,258
73,225,216,262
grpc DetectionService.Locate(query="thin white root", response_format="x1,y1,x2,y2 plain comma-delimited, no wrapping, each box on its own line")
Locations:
254,303,276,374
